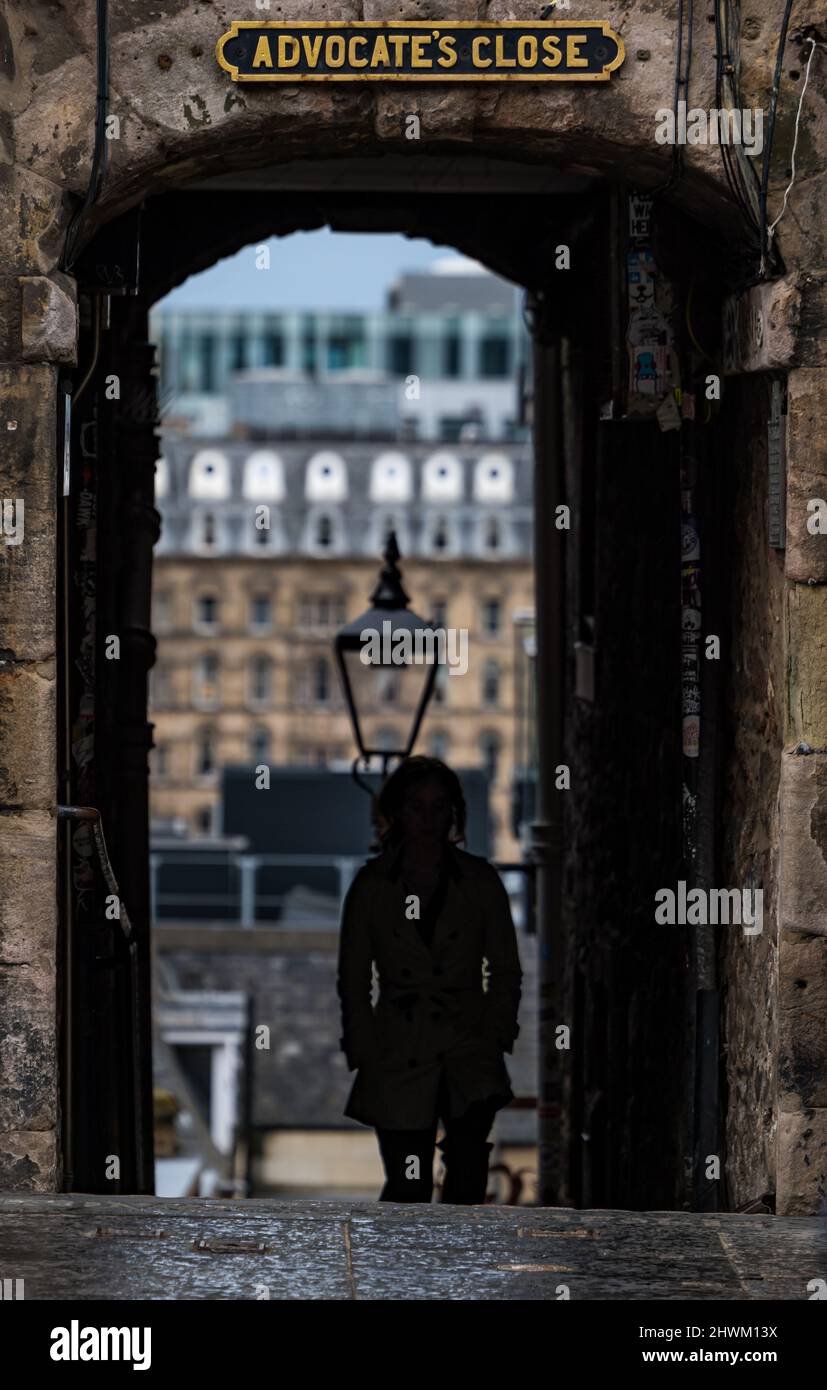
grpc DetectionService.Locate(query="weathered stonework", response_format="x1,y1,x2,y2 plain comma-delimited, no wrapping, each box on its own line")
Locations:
786,369,827,583
20,273,78,364
1,1,826,1209
779,752,827,939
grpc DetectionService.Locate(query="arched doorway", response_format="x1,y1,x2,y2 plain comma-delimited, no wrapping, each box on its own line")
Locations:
58,154,733,1204
5,6,823,1214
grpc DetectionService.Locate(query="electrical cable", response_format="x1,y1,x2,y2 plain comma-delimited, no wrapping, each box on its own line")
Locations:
766,32,816,247
758,0,796,275
62,0,109,272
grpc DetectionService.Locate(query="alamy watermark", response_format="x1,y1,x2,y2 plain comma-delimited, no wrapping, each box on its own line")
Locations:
655,102,764,156
655,881,763,936
359,620,468,677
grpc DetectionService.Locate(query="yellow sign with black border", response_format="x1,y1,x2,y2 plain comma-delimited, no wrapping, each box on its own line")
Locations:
216,21,625,83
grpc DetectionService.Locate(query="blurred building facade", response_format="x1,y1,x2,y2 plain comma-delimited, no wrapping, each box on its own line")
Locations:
150,259,529,441
150,433,533,858
149,264,535,862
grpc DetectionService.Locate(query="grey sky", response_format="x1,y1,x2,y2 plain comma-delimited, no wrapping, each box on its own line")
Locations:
158,229,467,312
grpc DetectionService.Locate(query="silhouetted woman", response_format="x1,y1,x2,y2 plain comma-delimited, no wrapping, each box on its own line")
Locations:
337,757,522,1204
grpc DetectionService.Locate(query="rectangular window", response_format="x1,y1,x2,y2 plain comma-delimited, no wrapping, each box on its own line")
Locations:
264,333,283,367
480,337,510,378
195,594,219,630
482,599,502,636
199,335,216,393
231,334,246,371
388,336,414,376
327,333,367,370
250,595,272,630
443,335,461,378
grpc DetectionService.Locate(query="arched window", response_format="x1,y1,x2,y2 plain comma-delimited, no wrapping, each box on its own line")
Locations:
430,516,452,555
306,451,348,501
151,743,168,779
251,727,271,763
428,730,450,761
254,514,271,547
369,452,412,503
196,730,216,777
249,656,273,705
316,515,333,549
243,450,285,501
249,594,272,632
481,597,502,636
189,449,230,500
482,660,500,708
193,654,220,709
422,451,463,501
433,665,449,706
194,593,219,631
378,669,400,704
155,456,169,500
484,517,501,553
473,452,514,503
480,730,501,783
149,663,172,709
312,659,331,704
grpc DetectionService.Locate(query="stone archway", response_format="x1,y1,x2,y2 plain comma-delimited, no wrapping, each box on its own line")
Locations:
2,3,826,1211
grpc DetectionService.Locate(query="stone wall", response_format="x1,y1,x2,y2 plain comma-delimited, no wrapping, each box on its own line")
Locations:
718,375,785,1209
2,0,827,1200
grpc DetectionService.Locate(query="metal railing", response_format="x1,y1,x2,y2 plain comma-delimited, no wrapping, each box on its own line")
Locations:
149,848,536,931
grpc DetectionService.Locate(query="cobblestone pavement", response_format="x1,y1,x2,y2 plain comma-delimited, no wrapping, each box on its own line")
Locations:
1,1195,825,1300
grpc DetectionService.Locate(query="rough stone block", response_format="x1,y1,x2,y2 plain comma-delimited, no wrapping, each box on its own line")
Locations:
20,273,78,364
778,750,827,938
0,165,68,276
0,659,56,809
0,1131,59,1192
779,932,827,1109
786,369,827,582
776,1109,827,1216
787,584,827,745
0,957,57,1131
722,277,801,375
0,363,57,661
0,274,22,361
0,810,57,968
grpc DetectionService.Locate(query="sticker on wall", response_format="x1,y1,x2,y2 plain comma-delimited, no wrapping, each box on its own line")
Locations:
216,22,626,82
628,194,652,241
682,715,700,758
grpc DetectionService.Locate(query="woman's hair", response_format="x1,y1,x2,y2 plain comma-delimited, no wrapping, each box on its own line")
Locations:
375,756,467,848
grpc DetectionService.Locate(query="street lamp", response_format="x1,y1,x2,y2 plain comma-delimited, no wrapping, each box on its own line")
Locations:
334,532,440,790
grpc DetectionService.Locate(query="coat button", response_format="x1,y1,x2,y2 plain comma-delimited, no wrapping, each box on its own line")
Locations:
437,1052,444,1061
408,1058,417,1068
433,966,443,977
405,1012,413,1023
430,1012,441,1021
449,932,458,940
402,968,411,977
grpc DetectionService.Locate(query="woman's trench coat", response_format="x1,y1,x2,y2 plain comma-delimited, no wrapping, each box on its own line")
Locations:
337,843,523,1130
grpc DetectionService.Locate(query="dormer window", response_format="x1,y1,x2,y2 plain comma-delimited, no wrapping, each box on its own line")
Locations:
306,451,347,502
370,452,412,503
474,453,514,503
190,450,230,500
243,450,285,502
422,452,463,502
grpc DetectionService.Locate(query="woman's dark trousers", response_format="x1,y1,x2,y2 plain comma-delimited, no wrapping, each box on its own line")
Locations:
375,1079,498,1204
